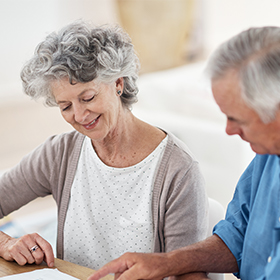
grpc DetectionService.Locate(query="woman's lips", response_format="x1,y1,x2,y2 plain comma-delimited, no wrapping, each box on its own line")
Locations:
83,115,100,130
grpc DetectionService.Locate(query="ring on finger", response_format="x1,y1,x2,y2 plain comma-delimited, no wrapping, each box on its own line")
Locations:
30,245,39,253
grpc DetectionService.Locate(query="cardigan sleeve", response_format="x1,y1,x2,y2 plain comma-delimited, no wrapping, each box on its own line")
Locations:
0,131,83,218
164,161,208,251
154,135,209,253
0,135,60,218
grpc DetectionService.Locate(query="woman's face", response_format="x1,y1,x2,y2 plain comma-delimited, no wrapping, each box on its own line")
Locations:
52,78,124,142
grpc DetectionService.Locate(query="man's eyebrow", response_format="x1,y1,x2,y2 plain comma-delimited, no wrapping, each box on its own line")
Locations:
227,116,236,121
227,116,246,124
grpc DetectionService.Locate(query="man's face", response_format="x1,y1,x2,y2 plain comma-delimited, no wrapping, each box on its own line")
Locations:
212,69,280,155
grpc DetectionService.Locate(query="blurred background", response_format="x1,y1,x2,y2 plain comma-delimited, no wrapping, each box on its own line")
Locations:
1,1,280,278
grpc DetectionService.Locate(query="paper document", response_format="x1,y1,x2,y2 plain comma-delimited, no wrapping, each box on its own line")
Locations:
0,268,80,280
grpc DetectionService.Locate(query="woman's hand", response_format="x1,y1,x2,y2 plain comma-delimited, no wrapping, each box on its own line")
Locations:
0,231,54,267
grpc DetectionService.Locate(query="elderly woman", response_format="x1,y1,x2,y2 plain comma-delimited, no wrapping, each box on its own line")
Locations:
0,21,208,270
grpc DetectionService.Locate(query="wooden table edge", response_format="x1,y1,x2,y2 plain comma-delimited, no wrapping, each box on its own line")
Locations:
0,257,113,280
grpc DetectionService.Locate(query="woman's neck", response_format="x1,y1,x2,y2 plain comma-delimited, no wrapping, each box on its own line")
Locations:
91,112,165,168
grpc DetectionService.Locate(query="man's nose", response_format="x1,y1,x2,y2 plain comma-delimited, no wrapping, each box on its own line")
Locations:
225,120,242,136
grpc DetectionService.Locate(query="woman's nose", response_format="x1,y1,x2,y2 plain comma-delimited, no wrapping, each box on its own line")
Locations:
73,104,89,123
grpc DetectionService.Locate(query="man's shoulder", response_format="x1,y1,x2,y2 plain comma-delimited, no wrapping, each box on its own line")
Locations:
239,153,279,184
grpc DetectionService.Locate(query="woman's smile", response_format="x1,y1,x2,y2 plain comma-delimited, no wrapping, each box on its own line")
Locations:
82,115,101,130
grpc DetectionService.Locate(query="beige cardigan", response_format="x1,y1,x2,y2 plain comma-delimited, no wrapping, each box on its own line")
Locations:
0,130,208,260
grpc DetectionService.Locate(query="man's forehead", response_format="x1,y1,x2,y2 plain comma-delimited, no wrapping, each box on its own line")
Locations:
211,68,240,86
211,70,241,100
211,69,255,119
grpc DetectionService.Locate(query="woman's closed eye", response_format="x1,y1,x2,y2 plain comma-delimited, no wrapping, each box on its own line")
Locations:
60,95,95,111
62,104,71,111
83,96,94,102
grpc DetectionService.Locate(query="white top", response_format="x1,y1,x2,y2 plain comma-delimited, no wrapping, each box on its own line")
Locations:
64,135,168,269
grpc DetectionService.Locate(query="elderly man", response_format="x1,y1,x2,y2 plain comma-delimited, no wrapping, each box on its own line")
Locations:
88,26,280,280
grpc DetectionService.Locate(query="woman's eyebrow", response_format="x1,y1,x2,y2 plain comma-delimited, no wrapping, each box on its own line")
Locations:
56,88,96,104
78,88,98,97
57,100,69,104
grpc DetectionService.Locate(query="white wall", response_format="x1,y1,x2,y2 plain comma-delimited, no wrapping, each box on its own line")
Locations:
203,0,280,55
0,0,117,103
1,0,280,103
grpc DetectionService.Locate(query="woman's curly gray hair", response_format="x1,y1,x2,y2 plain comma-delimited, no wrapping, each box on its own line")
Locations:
21,20,140,109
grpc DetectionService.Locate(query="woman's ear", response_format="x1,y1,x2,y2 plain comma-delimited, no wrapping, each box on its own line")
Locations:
115,77,124,92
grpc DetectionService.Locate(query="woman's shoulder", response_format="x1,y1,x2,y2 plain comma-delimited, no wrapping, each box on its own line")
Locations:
44,130,85,148
156,131,205,193
154,130,201,179
31,130,85,161
164,130,197,163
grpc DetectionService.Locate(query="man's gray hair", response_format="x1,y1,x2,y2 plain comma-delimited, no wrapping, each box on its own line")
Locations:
206,26,280,123
21,20,140,109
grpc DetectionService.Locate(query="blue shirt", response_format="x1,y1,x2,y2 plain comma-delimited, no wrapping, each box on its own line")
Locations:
213,154,280,280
